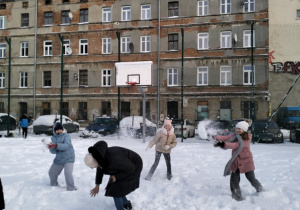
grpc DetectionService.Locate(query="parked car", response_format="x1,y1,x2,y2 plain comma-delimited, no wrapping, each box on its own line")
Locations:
32,115,80,135
0,113,17,131
277,107,300,129
85,116,118,136
119,116,157,138
172,119,195,139
252,120,284,143
290,129,300,143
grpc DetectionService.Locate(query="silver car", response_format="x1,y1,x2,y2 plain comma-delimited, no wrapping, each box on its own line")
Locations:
172,119,196,139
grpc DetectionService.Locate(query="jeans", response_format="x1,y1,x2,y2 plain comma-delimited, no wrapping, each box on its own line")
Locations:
113,196,128,210
145,151,171,180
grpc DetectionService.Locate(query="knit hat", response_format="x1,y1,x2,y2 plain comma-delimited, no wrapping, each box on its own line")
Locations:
164,119,172,126
236,121,249,132
54,122,64,133
84,153,99,168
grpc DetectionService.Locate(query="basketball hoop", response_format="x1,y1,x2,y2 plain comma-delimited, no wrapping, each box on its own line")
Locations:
126,81,137,86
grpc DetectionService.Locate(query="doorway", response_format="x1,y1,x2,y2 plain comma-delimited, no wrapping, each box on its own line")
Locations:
167,101,178,119
121,102,130,119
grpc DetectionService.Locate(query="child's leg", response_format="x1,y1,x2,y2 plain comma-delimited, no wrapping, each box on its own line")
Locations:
245,171,263,192
64,162,77,191
163,153,172,179
145,151,162,180
24,127,28,138
113,197,125,210
49,163,64,186
230,169,243,201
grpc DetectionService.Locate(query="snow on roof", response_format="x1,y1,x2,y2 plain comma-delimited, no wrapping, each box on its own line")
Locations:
0,113,16,120
120,116,156,129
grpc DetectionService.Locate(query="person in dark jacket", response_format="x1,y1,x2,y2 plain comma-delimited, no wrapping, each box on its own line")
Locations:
0,178,4,210
85,140,143,210
18,114,32,139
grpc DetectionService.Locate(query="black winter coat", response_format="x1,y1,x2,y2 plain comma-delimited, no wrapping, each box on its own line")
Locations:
88,141,143,197
0,178,5,210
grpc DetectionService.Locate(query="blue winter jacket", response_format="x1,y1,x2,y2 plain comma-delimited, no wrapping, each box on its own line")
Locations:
49,133,75,165
19,118,31,128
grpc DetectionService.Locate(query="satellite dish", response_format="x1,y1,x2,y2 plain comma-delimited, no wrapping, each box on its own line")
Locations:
68,12,73,20
66,47,72,55
234,33,237,42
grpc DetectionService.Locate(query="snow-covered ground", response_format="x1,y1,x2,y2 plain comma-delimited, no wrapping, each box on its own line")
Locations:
1,129,300,210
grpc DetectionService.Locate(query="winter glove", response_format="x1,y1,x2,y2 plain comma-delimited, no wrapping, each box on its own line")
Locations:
212,135,216,140
164,145,170,150
213,141,225,148
48,143,57,149
145,146,150,151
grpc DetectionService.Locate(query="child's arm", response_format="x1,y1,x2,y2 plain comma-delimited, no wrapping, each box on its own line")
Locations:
215,133,235,141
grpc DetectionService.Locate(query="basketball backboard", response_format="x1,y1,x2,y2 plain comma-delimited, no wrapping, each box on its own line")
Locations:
115,61,152,86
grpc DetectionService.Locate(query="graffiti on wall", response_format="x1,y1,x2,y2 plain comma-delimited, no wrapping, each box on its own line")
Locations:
271,61,300,74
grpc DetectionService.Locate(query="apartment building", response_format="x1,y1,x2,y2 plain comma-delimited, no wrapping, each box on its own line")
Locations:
0,0,269,125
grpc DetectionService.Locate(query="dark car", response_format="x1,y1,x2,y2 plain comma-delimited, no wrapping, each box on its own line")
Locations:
32,115,80,135
0,113,17,131
251,120,284,143
85,116,118,136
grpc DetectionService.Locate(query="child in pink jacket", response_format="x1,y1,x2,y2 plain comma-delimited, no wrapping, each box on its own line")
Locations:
214,121,263,201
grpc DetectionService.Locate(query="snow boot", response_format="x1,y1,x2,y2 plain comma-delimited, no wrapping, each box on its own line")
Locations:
144,173,152,181
123,201,132,210
167,173,172,180
232,189,243,201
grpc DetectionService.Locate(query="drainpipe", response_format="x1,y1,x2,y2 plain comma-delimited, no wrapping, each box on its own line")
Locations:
157,0,161,128
33,0,37,120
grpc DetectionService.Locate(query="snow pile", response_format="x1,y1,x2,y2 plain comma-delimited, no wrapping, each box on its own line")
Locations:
79,130,98,138
197,119,223,140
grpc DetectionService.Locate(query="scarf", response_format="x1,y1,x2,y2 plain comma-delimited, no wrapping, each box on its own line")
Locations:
223,133,244,177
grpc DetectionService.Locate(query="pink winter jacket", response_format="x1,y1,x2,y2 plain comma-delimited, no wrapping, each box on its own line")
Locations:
148,127,177,154
215,133,255,173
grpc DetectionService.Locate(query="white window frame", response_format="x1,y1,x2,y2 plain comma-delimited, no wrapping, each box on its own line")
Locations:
243,30,255,48
63,40,70,55
79,39,88,55
243,65,255,85
244,0,255,13
102,38,111,54
141,36,151,53
0,43,5,58
20,42,29,57
121,6,131,21
121,37,131,53
197,67,208,86
20,72,28,88
198,1,209,16
0,72,5,88
221,0,231,14
102,7,112,22
102,69,111,87
0,16,6,29
198,33,209,50
168,68,178,86
221,31,232,48
43,40,52,56
220,66,232,86
141,4,151,20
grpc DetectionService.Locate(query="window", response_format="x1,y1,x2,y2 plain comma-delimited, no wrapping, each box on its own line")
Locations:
168,68,178,86
44,12,53,25
78,102,87,120
102,69,111,86
20,72,27,88
20,42,28,57
168,2,179,17
80,0,88,3
45,0,51,5
62,10,70,24
198,33,209,50
244,0,255,12
297,10,300,19
63,0,69,3
141,4,151,20
42,102,51,115
197,67,208,85
221,31,232,48
198,1,209,16
62,102,69,116
80,9,88,23
43,71,51,87
63,70,69,87
241,101,257,118
102,7,112,22
121,37,131,53
22,2,28,8
220,66,232,86
102,102,111,116
0,43,5,58
0,4,6,10
0,16,6,29
63,40,70,55
243,65,255,85
197,101,208,121
0,72,5,88
21,13,29,27
243,30,255,47
79,39,88,55
122,6,131,21
79,70,88,86
102,38,111,54
0,102,4,113
141,36,150,52
44,41,52,56
168,34,178,51
221,0,231,14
